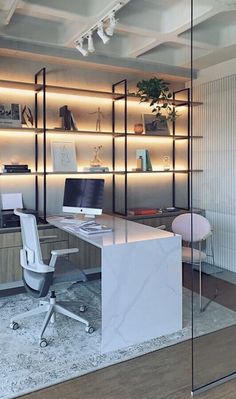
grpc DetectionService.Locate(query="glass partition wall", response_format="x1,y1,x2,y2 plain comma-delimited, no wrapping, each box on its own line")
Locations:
191,0,236,394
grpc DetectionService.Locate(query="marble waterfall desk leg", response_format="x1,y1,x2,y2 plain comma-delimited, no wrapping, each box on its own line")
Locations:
101,235,182,353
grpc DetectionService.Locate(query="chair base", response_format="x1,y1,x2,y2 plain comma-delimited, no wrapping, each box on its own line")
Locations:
10,291,94,347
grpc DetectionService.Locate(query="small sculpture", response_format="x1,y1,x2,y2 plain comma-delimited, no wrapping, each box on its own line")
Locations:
90,145,103,167
89,107,104,132
163,156,171,171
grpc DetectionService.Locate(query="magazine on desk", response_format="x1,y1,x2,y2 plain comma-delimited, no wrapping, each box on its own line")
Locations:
66,222,113,235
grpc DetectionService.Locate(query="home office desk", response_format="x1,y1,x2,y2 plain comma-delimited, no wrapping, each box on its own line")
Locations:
47,214,182,353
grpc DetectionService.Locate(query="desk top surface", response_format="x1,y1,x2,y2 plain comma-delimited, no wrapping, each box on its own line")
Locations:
47,214,176,249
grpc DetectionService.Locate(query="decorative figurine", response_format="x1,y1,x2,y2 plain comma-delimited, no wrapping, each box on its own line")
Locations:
163,156,171,171
90,145,103,167
89,107,104,132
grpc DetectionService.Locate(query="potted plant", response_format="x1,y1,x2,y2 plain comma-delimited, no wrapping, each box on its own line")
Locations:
136,77,178,122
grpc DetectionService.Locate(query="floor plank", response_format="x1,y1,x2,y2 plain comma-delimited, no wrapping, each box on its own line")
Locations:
20,334,236,399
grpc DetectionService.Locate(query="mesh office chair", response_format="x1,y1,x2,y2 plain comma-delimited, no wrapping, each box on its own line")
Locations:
172,213,217,312
10,209,94,347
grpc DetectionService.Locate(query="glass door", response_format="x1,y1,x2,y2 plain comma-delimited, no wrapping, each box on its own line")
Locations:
191,0,236,393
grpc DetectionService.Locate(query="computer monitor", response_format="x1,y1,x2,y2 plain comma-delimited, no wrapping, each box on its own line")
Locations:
62,178,104,218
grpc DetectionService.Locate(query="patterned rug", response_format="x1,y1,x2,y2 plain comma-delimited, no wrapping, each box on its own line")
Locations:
0,280,236,399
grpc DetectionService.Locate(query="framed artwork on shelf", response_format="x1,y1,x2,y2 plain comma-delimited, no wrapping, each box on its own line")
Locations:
51,141,77,172
0,103,21,127
142,114,170,135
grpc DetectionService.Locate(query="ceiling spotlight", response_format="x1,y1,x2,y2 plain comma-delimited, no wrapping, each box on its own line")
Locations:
97,22,110,44
87,32,95,53
75,40,88,56
105,11,118,36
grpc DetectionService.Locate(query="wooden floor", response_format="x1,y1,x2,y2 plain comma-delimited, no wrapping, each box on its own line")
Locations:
21,332,236,399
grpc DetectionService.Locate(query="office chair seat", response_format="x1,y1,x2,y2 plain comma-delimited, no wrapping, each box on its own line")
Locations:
182,247,207,263
10,209,94,347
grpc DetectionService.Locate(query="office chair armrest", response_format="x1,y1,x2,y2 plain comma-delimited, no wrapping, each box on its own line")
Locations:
51,248,79,256
156,225,166,230
49,248,79,268
39,235,58,241
202,231,213,241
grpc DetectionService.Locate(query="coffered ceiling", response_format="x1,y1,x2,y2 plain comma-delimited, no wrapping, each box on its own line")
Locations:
0,0,235,80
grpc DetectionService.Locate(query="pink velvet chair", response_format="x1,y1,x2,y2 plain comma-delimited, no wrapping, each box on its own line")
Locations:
172,213,216,311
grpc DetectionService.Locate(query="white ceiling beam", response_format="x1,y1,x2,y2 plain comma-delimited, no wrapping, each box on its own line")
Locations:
16,2,88,22
124,6,223,58
0,0,21,25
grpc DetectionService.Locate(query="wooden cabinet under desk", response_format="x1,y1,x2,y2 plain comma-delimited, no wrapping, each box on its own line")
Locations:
0,225,69,285
0,224,101,287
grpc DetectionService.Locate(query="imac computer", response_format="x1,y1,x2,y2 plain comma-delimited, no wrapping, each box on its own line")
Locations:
62,178,105,218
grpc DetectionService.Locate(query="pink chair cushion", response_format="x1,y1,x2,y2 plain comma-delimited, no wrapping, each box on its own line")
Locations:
172,213,211,242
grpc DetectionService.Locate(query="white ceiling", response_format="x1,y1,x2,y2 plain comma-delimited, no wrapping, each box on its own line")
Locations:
0,0,235,80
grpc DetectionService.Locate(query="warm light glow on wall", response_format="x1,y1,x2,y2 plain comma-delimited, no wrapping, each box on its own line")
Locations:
0,130,36,136
43,92,113,105
0,87,34,97
44,133,112,141
127,135,174,144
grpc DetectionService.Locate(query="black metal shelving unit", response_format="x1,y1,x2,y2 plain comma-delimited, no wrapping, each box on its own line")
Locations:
35,67,47,222
31,70,201,220
112,86,201,216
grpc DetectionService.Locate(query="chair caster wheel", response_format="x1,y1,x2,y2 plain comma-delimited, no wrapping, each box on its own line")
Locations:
39,338,48,348
10,321,19,330
79,305,86,313
85,326,94,334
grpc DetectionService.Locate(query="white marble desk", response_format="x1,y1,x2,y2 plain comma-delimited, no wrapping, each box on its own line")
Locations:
47,214,182,353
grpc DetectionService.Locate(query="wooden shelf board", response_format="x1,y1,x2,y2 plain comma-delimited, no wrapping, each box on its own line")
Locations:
0,127,37,133
127,170,203,174
126,94,202,106
114,133,203,139
0,172,43,176
45,129,113,135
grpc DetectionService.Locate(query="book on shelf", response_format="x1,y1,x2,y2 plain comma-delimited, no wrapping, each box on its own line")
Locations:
127,207,158,216
2,164,31,173
3,164,29,169
136,149,152,171
83,166,109,172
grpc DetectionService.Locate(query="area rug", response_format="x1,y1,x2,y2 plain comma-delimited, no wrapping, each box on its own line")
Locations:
0,280,236,399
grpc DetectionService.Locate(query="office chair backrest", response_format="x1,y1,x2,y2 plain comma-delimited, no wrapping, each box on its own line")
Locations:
172,213,211,242
14,209,54,298
14,208,43,271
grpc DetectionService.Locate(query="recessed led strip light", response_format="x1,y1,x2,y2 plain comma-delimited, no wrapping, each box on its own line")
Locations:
75,0,130,56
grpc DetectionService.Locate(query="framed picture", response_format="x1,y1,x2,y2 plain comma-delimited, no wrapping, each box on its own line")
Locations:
142,114,170,135
51,141,77,172
0,103,21,127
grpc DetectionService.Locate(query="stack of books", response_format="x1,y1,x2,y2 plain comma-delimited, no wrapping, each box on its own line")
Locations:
83,166,109,172
2,164,31,173
127,207,158,216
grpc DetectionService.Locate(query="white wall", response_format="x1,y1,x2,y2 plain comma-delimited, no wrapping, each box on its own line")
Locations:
192,63,236,272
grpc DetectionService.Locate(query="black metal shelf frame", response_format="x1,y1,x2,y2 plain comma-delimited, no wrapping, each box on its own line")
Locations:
35,68,46,222
31,70,198,220
112,86,194,216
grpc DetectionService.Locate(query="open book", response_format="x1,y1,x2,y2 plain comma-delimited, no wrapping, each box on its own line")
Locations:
78,222,113,235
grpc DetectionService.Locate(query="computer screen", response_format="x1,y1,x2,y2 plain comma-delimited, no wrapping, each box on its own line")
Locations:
62,178,104,217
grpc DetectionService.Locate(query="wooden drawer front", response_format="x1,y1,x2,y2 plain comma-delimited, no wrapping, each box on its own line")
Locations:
0,247,22,283
0,232,22,248
41,240,69,261
0,227,69,249
69,235,101,268
39,227,69,242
